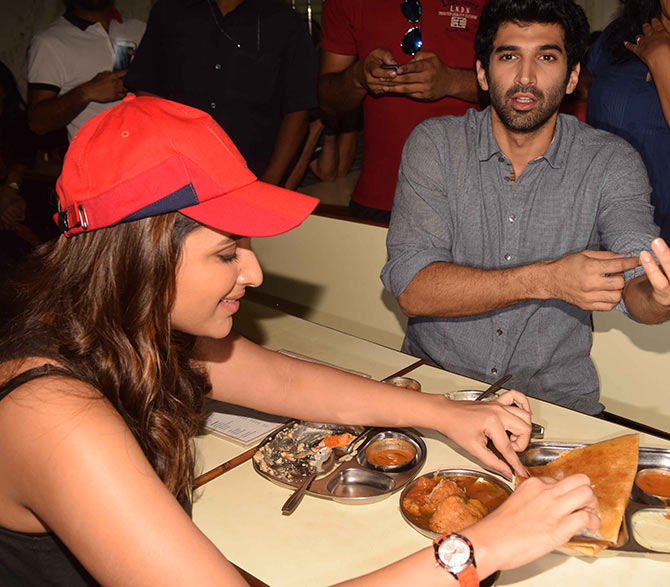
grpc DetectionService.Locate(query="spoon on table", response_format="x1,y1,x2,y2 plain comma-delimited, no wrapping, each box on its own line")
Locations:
281,448,334,516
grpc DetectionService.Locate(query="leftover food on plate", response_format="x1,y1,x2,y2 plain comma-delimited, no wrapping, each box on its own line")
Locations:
402,471,509,535
316,433,357,450
253,422,361,483
516,434,639,556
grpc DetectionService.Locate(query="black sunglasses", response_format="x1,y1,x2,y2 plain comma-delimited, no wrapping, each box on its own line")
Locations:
400,0,422,55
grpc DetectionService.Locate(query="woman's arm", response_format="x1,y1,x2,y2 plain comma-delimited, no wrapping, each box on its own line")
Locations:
0,374,246,586
197,333,532,479
0,369,597,585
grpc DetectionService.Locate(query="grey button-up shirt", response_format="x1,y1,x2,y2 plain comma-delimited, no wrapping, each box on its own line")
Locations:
381,107,659,414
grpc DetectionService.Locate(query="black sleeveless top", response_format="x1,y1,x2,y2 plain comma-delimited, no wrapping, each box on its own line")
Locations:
0,365,192,586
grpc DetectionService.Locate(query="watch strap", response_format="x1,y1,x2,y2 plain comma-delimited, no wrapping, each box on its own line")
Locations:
456,563,479,587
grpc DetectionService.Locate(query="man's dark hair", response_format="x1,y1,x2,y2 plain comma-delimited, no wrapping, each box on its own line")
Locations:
475,0,591,73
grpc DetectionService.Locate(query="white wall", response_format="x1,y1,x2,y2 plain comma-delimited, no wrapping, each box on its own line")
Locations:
576,0,621,32
0,0,154,97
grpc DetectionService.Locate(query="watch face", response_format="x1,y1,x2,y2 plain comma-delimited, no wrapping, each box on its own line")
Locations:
437,536,472,573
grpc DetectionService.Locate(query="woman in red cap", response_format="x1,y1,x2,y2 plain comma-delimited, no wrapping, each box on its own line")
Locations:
0,97,598,585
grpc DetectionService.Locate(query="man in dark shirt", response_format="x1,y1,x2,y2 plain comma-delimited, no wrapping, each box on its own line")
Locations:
125,0,318,185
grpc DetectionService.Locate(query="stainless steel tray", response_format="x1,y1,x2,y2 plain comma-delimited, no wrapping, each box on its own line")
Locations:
253,421,426,504
520,442,670,556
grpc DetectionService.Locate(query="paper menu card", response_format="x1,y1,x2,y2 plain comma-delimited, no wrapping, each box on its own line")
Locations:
203,400,289,445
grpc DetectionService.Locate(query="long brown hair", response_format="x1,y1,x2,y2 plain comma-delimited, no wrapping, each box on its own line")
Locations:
0,212,210,497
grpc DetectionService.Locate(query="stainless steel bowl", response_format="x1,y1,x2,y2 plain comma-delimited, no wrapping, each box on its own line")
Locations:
633,467,670,506
444,389,495,401
358,430,422,473
399,468,512,540
382,376,421,391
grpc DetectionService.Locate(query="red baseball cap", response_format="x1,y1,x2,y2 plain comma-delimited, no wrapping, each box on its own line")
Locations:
55,95,318,237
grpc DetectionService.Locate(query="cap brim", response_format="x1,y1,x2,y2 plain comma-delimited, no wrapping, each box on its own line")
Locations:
179,179,319,237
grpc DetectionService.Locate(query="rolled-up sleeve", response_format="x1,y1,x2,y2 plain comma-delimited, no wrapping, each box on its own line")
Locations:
381,120,455,297
596,139,659,314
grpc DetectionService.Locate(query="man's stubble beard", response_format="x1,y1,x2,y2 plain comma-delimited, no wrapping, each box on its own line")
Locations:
488,77,567,133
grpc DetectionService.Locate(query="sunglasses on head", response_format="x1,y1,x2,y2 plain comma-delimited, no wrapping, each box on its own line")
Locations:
400,0,422,55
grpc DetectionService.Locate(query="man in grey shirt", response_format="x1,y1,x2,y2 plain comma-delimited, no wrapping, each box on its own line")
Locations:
381,0,670,415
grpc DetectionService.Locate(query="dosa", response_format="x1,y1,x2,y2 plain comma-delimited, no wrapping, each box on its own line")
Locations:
516,434,639,556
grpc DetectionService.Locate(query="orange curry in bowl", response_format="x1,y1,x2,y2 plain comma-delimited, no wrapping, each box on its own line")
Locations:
402,473,510,535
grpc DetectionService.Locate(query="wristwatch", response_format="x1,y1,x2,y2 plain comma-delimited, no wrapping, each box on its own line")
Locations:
433,533,479,587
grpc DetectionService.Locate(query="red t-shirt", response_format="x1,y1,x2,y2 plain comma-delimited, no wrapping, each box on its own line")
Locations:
322,0,485,211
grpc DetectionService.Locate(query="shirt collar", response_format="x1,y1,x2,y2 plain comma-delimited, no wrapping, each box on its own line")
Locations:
64,9,95,30
476,106,566,169
63,7,121,31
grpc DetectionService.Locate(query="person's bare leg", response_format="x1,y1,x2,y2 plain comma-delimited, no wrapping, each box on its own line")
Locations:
284,119,324,190
336,130,357,177
310,132,338,182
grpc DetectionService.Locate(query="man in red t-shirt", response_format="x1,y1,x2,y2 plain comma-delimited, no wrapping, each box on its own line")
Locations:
319,0,486,221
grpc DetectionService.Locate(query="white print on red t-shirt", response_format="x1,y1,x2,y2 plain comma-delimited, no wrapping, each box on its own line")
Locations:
438,1,481,32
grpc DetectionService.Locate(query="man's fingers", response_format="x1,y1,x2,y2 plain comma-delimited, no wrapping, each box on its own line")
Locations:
580,250,628,259
641,250,670,292
595,256,640,274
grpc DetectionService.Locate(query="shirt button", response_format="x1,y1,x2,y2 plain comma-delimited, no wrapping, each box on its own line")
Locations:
491,368,498,375
504,254,511,261
504,176,511,182
210,102,217,109
509,215,516,223
498,156,505,163
215,63,222,70
496,329,503,335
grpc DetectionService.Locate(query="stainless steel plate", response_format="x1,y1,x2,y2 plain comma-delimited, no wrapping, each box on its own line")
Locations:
253,421,426,505
520,441,670,556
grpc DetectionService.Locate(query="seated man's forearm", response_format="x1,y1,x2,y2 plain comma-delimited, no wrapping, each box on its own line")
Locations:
398,261,550,317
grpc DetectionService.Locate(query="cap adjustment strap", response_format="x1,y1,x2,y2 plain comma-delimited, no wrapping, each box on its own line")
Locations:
58,203,89,234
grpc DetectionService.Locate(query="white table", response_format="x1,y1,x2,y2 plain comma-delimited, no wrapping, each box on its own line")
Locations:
193,304,670,586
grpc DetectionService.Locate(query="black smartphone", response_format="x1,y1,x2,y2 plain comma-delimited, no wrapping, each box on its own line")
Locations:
380,64,399,71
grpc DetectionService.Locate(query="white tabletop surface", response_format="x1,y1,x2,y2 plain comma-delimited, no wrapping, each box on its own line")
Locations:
193,304,670,586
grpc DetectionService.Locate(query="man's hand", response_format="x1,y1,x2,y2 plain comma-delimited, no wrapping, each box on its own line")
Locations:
545,250,640,310
82,70,128,103
640,238,670,308
354,48,401,95
390,51,451,100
